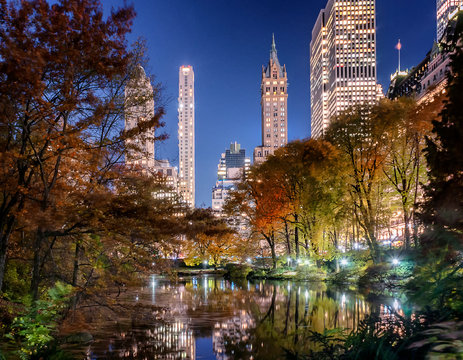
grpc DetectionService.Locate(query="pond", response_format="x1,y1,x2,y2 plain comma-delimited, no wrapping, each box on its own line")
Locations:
76,275,407,359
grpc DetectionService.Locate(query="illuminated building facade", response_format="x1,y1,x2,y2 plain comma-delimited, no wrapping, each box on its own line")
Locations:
124,65,155,168
152,159,179,200
178,65,195,208
437,0,463,41
310,0,378,138
254,34,288,164
387,9,461,103
212,143,250,232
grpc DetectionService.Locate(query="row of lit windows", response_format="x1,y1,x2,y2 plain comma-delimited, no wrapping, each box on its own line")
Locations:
264,80,285,85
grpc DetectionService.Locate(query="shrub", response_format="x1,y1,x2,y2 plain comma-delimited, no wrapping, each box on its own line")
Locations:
358,263,390,288
6,282,73,360
225,264,252,279
295,266,327,282
248,269,266,278
3,261,30,301
327,269,357,285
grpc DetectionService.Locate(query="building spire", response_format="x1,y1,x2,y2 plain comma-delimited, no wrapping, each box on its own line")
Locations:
271,33,277,56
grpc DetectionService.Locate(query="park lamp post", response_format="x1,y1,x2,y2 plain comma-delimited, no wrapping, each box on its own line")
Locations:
392,258,400,266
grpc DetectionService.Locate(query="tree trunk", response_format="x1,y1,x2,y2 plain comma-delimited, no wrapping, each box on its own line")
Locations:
30,229,45,301
270,241,277,270
284,220,291,255
304,233,309,254
412,138,421,248
72,240,81,287
263,231,277,269
366,225,381,263
0,217,15,292
403,208,411,250
294,213,299,259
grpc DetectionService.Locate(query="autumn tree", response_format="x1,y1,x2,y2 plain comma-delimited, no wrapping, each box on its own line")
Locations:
325,105,394,263
296,140,348,259
184,231,242,268
0,0,169,300
379,97,443,249
260,140,347,260
225,165,287,269
181,208,236,265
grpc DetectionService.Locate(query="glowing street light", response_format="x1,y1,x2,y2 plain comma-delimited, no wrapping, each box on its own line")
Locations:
392,258,400,266
287,257,292,267
340,258,348,266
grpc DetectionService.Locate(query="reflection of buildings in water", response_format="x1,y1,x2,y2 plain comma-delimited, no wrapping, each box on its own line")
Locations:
87,320,196,359
86,277,403,359
212,310,256,360
143,320,196,360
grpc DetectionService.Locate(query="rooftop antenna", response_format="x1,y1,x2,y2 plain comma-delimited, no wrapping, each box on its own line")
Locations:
395,39,402,72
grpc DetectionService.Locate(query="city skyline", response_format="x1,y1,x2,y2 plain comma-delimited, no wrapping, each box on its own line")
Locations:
103,0,436,207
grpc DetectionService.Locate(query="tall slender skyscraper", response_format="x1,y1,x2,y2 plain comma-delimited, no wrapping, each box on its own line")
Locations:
124,65,155,168
178,65,195,208
310,0,377,138
437,0,463,41
254,35,288,164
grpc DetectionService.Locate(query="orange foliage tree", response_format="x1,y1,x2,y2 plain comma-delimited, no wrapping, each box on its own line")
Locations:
0,0,172,302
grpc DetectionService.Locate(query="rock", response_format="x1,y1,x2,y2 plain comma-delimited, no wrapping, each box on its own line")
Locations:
64,332,93,344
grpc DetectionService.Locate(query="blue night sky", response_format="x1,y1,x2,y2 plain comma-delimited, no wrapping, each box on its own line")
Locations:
104,0,436,208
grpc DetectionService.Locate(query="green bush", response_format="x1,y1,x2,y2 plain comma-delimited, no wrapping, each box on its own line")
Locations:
388,259,414,278
295,266,327,282
327,269,357,285
248,269,266,278
358,263,390,288
3,261,30,301
225,264,252,279
6,282,73,360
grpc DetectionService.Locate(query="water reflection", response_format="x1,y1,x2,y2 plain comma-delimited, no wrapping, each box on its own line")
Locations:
82,275,402,359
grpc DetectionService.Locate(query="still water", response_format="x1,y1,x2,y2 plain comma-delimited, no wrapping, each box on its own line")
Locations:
81,275,404,360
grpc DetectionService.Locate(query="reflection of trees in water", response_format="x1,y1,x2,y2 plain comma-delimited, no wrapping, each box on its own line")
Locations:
219,282,372,359
84,277,378,359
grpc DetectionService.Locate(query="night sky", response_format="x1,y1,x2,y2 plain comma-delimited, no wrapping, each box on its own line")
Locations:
103,0,437,208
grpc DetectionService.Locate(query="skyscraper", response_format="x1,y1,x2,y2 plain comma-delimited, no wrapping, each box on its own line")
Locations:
217,142,251,181
437,0,463,41
254,35,288,164
212,142,250,231
124,65,155,168
178,65,195,208
310,0,377,138
212,142,250,213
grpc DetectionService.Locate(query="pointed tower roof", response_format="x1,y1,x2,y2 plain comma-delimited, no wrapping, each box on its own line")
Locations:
265,34,285,78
